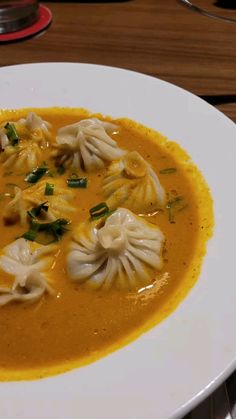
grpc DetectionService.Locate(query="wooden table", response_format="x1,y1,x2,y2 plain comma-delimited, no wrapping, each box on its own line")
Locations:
1,1,235,418
1,0,236,122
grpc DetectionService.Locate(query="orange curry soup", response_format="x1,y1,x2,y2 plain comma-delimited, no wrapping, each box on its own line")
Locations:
0,108,213,380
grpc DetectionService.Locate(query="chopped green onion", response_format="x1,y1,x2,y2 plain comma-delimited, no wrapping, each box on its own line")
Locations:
37,218,69,241
45,183,54,195
166,196,187,223
67,177,87,188
159,168,177,174
27,202,49,219
25,167,48,184
90,202,109,220
5,122,19,146
57,165,65,175
22,229,38,242
22,218,69,243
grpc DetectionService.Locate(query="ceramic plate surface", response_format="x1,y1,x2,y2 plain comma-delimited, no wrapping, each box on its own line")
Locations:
0,63,235,419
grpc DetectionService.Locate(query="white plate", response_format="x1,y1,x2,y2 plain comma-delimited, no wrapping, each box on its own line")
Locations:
0,63,235,419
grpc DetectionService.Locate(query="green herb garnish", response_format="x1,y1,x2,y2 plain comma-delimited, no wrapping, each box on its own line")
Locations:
160,168,177,174
22,218,69,243
27,202,49,219
22,229,38,241
67,177,87,188
37,218,69,241
45,183,54,195
5,122,19,146
166,196,187,223
25,167,48,184
90,202,109,220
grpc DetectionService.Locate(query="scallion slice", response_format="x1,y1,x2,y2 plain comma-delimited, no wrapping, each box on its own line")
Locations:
166,196,187,223
159,168,177,174
5,122,19,146
37,218,69,241
22,229,38,242
25,167,48,184
45,182,54,195
67,177,87,188
22,218,69,243
89,202,109,220
27,202,49,219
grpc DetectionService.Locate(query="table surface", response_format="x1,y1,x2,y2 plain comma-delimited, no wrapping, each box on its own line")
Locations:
1,1,236,418
1,0,236,123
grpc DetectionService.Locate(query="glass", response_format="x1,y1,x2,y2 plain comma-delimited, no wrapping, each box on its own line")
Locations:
178,0,236,24
0,0,39,34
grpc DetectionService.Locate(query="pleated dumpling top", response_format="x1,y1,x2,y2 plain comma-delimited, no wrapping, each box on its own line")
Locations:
103,151,166,214
0,112,52,170
3,179,76,226
52,117,125,172
0,239,55,305
67,208,165,290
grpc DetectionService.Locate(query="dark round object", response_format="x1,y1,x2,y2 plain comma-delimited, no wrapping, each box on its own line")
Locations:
0,1,39,34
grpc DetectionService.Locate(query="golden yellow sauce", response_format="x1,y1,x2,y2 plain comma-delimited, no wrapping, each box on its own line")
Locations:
0,108,213,380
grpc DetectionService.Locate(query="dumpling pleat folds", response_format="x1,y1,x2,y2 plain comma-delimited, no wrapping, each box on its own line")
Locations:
52,117,125,172
0,239,56,306
67,208,165,290
103,151,166,214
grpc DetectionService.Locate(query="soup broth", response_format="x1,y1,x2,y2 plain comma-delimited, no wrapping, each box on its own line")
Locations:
0,108,213,380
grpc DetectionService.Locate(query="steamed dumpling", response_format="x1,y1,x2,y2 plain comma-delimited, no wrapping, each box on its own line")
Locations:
103,151,166,214
0,140,44,171
0,272,53,306
18,112,51,134
0,112,52,170
3,179,75,225
67,208,165,290
0,127,9,150
51,117,124,172
0,238,55,283
0,239,55,305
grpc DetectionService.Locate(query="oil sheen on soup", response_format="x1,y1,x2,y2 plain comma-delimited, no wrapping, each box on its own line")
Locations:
0,108,213,380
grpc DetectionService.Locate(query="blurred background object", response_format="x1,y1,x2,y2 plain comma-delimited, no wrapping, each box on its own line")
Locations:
0,0,38,34
178,0,236,23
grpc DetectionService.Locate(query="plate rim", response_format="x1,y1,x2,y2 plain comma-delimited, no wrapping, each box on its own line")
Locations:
0,62,235,419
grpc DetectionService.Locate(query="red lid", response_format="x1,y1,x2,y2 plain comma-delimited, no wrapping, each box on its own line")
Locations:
0,4,52,42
